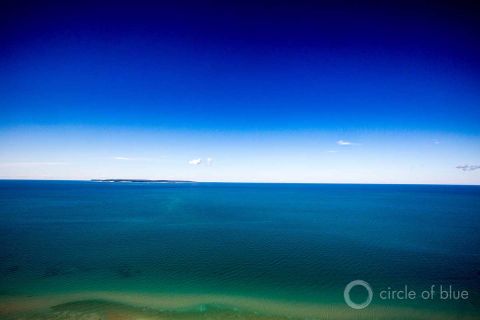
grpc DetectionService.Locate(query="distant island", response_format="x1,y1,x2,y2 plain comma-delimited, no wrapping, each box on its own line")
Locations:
91,179,195,183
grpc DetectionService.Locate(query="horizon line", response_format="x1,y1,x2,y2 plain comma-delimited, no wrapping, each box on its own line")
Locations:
0,178,479,187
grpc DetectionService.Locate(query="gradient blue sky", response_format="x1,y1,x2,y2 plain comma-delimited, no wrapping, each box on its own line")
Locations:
1,0,479,183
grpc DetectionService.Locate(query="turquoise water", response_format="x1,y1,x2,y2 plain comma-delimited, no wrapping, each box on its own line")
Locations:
0,180,479,318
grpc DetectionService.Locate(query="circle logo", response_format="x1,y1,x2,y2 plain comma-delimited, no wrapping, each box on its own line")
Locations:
344,280,373,309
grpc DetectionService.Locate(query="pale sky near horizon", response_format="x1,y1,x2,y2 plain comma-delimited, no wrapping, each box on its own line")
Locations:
0,126,479,184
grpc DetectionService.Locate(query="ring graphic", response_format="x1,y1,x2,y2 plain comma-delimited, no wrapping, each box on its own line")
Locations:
344,280,373,309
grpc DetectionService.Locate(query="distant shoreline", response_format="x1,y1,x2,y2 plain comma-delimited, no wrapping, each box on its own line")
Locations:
91,179,195,183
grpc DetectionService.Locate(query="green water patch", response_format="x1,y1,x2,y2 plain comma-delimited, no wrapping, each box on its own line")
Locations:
1,292,479,320
2,298,295,320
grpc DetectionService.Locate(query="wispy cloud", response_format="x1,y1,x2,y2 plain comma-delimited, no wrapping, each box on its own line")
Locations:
113,156,152,161
0,162,69,167
433,139,440,145
206,157,214,166
188,158,202,165
326,150,338,153
456,165,480,172
337,140,359,146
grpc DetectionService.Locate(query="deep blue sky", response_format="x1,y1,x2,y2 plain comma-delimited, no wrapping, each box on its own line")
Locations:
1,1,479,183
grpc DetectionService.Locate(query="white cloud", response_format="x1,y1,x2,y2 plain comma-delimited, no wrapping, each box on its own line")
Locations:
433,139,440,145
456,165,480,172
188,158,202,165
337,140,359,146
206,157,213,165
326,150,338,153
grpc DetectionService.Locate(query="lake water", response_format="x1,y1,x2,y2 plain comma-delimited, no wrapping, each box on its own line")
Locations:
0,180,479,319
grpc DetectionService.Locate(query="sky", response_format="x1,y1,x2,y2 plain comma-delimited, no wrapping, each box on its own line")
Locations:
1,0,479,184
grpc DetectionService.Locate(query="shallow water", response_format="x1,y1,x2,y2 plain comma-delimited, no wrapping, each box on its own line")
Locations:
0,181,479,319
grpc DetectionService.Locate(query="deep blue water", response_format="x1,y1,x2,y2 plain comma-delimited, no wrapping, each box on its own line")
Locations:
0,180,479,309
